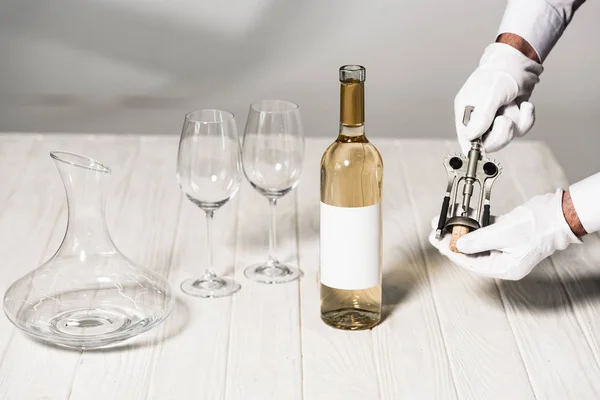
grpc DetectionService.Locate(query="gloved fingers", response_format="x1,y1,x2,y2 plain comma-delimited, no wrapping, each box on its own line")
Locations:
454,83,505,155
479,101,534,151
465,103,498,141
429,231,510,277
481,115,515,153
454,216,516,254
432,243,520,279
457,93,507,142
498,102,521,122
514,101,535,137
428,222,528,280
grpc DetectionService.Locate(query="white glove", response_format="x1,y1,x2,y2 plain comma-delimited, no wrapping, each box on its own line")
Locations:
428,189,581,280
455,43,544,155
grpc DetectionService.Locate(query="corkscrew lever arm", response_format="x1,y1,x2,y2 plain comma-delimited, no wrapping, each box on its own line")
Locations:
435,196,451,240
435,168,456,240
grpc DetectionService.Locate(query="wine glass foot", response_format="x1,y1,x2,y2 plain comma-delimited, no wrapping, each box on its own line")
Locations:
243,262,303,284
180,272,241,298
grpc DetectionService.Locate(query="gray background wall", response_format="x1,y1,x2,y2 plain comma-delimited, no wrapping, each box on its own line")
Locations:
0,0,598,183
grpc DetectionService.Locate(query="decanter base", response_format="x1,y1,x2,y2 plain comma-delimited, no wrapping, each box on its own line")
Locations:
50,307,144,337
8,305,166,350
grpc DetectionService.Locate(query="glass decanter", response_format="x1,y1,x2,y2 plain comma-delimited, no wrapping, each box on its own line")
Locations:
3,151,175,349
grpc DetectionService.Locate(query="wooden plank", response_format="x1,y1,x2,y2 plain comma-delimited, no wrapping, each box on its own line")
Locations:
224,180,302,399
148,164,239,399
68,136,182,400
0,135,94,399
297,138,381,400
368,139,459,399
490,141,600,399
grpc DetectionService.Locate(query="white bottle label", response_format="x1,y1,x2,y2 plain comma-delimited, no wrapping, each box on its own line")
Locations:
319,202,381,290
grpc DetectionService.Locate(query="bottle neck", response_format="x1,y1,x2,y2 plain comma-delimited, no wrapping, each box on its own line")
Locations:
339,125,365,137
339,80,365,137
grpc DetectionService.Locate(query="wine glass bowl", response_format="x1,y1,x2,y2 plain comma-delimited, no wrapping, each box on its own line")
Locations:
176,109,243,298
242,137,304,198
241,100,305,284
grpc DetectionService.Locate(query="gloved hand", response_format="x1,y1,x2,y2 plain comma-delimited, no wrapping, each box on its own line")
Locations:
428,189,581,280
455,42,544,155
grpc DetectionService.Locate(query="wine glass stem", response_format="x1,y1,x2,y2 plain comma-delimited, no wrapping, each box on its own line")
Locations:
268,198,278,266
205,210,216,277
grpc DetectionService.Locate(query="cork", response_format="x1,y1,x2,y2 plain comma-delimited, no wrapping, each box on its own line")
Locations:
450,225,469,253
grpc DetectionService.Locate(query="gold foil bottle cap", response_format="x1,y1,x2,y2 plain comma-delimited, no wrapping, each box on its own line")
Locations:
339,65,365,127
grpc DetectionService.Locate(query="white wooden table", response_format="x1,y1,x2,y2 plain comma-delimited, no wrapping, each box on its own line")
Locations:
1,133,600,400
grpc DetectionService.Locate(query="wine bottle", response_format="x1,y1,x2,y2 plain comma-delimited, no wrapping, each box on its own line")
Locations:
319,65,383,330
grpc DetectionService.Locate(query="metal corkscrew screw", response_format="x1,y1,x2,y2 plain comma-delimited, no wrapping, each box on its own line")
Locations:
435,105,502,252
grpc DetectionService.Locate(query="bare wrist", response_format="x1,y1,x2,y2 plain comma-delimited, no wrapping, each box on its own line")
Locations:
496,33,541,63
562,190,587,237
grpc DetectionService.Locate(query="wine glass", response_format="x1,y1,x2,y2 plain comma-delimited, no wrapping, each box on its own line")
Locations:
176,109,242,298
241,99,305,284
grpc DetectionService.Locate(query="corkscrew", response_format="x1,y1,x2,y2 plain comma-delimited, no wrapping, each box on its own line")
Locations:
434,105,502,252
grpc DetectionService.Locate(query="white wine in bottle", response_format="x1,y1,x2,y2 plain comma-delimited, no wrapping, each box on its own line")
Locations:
319,65,383,330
